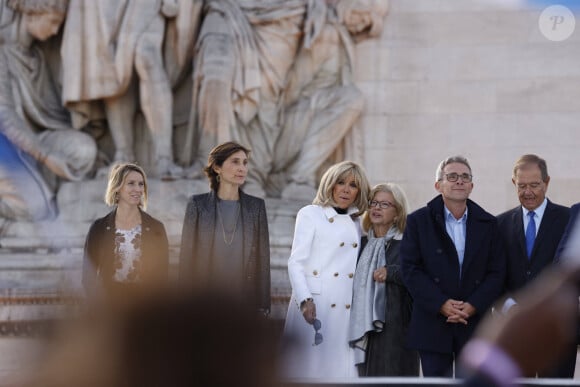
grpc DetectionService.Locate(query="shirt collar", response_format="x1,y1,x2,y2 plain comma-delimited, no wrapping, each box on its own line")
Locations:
444,205,468,222
522,198,548,218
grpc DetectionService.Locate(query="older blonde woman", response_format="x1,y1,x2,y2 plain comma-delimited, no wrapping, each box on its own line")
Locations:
282,161,370,378
349,183,419,376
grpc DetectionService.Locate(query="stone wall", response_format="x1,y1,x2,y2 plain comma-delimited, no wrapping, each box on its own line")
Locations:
356,0,580,215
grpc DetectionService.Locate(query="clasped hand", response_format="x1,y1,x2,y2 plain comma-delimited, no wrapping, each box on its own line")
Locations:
440,299,476,325
373,267,387,283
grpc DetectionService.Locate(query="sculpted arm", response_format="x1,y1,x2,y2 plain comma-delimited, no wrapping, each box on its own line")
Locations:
0,54,45,161
195,11,236,135
0,51,87,180
284,23,336,105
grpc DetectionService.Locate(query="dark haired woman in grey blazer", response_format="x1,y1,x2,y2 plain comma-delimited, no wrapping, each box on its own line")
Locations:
179,142,270,315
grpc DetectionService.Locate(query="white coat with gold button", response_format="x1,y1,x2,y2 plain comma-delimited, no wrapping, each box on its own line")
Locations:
282,204,362,378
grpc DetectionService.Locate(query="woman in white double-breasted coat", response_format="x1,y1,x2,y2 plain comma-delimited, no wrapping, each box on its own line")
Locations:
282,161,370,378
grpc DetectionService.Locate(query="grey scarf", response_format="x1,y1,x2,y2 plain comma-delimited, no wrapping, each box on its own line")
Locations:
348,226,402,365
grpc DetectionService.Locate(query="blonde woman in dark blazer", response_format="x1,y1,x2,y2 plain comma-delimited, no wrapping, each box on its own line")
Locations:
83,163,169,304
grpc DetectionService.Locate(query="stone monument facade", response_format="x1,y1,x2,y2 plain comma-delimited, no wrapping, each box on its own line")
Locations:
0,0,390,319
1,0,580,322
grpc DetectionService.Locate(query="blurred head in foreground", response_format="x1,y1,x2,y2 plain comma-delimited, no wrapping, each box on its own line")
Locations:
28,290,280,387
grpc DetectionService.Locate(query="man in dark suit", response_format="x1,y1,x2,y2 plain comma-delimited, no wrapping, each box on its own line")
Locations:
401,155,506,377
496,154,572,378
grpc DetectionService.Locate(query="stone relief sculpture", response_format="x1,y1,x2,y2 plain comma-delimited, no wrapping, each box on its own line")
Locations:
60,0,202,179
183,0,315,196
0,0,388,223
275,0,389,199
0,0,97,221
186,0,388,198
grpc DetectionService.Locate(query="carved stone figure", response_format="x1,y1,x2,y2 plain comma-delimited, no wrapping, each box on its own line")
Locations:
0,0,97,221
186,0,387,198
0,0,387,224
61,0,202,179
184,0,316,196
276,0,389,199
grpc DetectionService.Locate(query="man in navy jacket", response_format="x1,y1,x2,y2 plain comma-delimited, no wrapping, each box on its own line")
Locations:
401,155,506,377
497,154,572,378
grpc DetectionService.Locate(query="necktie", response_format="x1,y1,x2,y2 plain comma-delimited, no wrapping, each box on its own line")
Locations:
525,211,536,259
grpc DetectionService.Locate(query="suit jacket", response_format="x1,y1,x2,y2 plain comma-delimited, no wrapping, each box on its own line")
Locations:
400,195,505,354
497,199,569,298
82,208,169,298
555,202,580,262
555,202,580,346
178,190,270,312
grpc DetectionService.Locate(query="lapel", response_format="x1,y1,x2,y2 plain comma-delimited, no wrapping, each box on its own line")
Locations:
462,201,482,275
239,191,253,258
512,207,527,258
104,209,116,229
138,210,154,251
458,199,494,278
200,191,217,238
430,196,458,260
531,200,553,259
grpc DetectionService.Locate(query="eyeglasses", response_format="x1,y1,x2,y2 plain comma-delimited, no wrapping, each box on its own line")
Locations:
312,319,323,346
442,172,473,183
369,200,394,209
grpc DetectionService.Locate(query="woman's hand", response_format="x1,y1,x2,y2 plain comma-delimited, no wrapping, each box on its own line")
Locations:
373,267,387,283
301,299,317,324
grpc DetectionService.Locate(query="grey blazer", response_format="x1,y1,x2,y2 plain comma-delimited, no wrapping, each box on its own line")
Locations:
178,190,271,312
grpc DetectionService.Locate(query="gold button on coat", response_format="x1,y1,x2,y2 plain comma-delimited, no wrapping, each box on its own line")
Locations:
345,304,351,309
352,243,358,248
331,304,336,308
328,218,334,223
313,270,318,275
333,272,339,277
340,242,344,247
348,273,354,278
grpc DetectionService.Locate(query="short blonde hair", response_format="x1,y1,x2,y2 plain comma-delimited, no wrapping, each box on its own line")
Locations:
362,183,409,233
104,163,148,210
313,161,370,216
